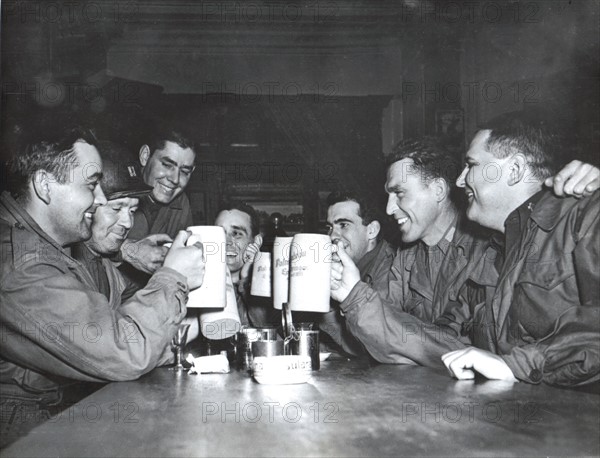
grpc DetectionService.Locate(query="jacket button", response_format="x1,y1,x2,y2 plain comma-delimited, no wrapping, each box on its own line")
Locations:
529,369,542,383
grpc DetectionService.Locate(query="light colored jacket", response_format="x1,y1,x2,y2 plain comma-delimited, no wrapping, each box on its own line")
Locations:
0,192,188,397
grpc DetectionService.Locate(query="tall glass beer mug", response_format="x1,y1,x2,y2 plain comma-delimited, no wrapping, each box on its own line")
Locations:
272,236,293,310
185,226,227,308
288,234,332,313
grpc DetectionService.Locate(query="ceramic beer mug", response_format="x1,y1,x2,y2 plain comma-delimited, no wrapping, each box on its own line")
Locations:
185,226,227,309
250,252,271,297
287,233,332,313
272,236,293,310
200,269,242,340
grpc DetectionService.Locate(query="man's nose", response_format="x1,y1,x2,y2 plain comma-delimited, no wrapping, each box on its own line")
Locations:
166,167,180,185
330,226,341,240
456,166,468,188
94,185,107,206
386,194,398,216
119,210,134,230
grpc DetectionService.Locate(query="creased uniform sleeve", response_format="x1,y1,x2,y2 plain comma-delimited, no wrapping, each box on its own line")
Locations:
340,277,465,367
502,199,600,387
1,264,188,383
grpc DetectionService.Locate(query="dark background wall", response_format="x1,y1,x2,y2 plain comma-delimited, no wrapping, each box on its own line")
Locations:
2,0,598,235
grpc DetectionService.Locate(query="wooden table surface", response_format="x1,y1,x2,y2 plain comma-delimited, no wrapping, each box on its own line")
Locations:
4,354,599,457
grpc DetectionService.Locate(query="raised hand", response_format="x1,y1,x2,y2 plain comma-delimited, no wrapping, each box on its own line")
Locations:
163,230,205,290
544,160,599,198
330,241,361,303
240,234,263,281
121,233,173,274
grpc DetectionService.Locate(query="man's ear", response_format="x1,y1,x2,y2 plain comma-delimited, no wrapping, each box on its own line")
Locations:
508,153,528,186
366,220,380,241
431,177,449,203
32,170,52,205
139,145,151,167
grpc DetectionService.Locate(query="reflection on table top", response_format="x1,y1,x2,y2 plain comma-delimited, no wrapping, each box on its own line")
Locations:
5,354,599,457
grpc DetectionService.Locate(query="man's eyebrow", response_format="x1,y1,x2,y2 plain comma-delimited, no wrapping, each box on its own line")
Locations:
161,157,193,170
333,218,353,224
86,171,103,181
161,157,178,166
386,184,402,193
231,225,248,234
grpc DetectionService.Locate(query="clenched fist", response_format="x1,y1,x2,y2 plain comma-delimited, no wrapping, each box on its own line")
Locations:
163,230,206,290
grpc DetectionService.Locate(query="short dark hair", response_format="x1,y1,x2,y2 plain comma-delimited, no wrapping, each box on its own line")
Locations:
326,191,382,227
387,137,462,186
7,126,98,200
217,200,260,237
145,126,196,159
480,111,559,180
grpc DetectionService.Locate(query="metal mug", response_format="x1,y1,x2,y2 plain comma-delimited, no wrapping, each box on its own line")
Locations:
294,322,316,331
289,329,320,370
237,328,282,371
251,340,285,358
258,327,278,341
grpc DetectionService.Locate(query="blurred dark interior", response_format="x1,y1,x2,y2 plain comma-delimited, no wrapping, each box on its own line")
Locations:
2,0,598,237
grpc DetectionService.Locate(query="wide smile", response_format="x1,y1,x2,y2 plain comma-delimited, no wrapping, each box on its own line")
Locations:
157,182,176,194
396,216,409,227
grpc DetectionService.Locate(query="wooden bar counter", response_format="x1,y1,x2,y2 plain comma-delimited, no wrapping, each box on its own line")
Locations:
4,354,599,457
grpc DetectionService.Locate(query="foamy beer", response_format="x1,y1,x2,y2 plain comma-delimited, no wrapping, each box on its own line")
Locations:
200,269,242,339
273,236,293,310
250,252,271,297
186,226,227,308
288,234,332,313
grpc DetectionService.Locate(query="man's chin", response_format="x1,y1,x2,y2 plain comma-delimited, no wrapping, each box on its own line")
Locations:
80,226,92,242
401,230,419,244
465,205,480,224
226,260,243,273
152,189,179,204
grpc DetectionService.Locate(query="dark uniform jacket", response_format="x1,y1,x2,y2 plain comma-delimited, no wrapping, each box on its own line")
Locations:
320,239,396,355
339,217,490,366
119,192,193,294
128,192,193,241
475,190,599,387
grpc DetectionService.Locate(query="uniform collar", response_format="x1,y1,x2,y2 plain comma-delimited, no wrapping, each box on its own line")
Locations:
435,216,457,256
357,239,391,272
144,192,185,210
1,191,66,253
529,189,576,231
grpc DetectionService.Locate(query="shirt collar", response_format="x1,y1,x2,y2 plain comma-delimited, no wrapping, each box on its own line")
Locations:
357,239,386,268
529,189,574,231
428,214,458,256
1,191,66,252
503,190,545,248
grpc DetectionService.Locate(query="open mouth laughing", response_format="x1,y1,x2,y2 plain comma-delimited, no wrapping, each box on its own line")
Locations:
396,216,409,227
157,182,176,195
465,187,474,201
